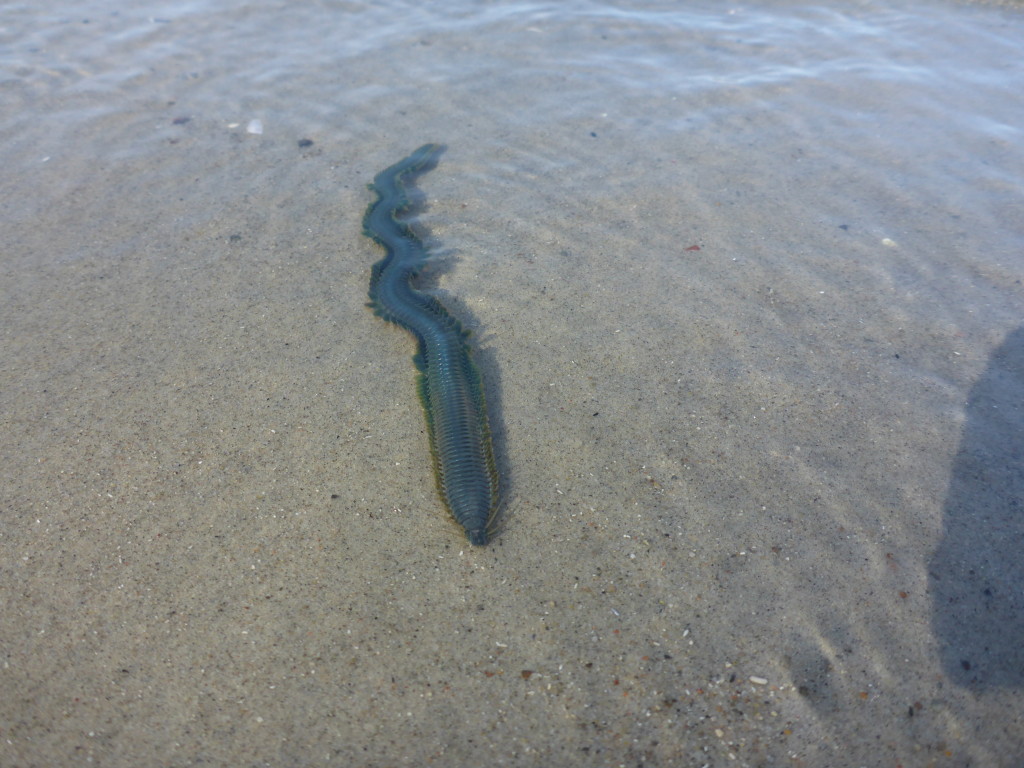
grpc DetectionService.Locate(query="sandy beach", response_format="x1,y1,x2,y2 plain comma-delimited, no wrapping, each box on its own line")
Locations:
2,0,1023,765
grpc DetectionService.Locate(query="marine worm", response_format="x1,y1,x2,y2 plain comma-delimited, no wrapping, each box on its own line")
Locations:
363,145,500,545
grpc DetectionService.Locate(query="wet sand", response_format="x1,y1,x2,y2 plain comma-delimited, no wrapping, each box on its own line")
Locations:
2,1,1023,765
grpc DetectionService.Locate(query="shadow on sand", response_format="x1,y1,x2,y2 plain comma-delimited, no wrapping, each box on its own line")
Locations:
930,325,1024,688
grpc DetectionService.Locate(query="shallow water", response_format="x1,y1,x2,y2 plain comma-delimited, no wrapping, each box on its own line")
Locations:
2,0,1023,765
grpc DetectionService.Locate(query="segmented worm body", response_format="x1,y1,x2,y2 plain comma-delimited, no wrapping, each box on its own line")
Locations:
363,145,499,545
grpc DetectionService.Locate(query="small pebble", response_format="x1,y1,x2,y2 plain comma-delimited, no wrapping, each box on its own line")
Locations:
749,676,768,685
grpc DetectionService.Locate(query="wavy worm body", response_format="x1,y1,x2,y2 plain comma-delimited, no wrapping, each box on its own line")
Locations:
363,145,499,545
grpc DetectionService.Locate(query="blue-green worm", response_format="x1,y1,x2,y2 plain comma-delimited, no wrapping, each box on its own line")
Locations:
363,145,500,545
